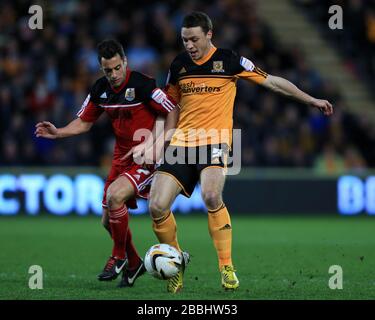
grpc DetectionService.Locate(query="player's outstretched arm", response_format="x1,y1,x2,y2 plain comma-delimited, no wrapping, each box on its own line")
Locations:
35,118,93,139
261,75,333,116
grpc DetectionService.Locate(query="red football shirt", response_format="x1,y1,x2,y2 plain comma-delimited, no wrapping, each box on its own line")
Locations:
77,70,176,166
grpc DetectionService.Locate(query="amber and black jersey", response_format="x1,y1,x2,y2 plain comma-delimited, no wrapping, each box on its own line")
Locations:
165,46,268,147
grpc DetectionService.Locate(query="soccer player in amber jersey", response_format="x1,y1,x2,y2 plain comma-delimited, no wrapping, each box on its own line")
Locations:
35,39,178,288
146,12,333,293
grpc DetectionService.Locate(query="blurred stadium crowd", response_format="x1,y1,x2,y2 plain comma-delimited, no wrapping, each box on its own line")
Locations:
295,0,375,92
0,0,374,172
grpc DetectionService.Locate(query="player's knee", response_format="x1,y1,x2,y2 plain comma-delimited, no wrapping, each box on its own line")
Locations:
106,187,125,208
202,190,222,210
149,198,168,219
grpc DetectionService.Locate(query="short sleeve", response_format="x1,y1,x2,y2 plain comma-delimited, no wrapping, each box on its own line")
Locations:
137,74,177,116
76,86,104,122
163,58,182,103
230,51,268,84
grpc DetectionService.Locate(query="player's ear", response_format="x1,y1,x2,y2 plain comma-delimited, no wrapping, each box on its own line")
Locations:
123,56,127,67
207,30,213,41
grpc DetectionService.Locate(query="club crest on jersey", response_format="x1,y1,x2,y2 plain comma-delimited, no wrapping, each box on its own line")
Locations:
125,88,135,101
179,67,187,74
212,61,224,73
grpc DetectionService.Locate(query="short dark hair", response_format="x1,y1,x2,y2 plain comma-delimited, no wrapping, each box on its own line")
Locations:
182,11,213,34
97,39,125,63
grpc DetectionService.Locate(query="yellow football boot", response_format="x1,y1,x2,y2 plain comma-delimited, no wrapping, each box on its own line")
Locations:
167,251,190,293
221,265,239,290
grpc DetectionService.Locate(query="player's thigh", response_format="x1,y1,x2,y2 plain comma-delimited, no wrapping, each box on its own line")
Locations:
107,175,136,204
200,167,226,205
149,172,182,216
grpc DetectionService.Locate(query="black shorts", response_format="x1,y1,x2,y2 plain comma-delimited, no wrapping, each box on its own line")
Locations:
156,144,229,197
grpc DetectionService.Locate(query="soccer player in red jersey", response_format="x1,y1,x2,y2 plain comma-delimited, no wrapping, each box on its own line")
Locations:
35,39,178,287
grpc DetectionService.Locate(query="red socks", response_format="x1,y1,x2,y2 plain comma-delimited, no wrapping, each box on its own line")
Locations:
109,205,129,260
109,205,140,268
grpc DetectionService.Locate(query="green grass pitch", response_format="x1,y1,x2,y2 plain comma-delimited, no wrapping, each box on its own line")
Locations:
0,214,374,300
